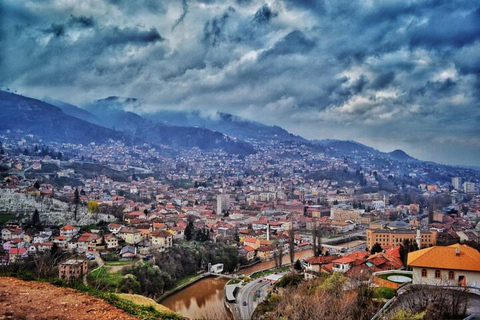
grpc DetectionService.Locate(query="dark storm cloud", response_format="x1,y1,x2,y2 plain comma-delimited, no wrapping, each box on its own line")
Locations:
103,26,164,45
172,0,188,31
2,0,480,165
107,0,167,14
370,72,395,90
68,15,95,28
408,7,480,48
253,5,277,24
202,8,234,46
261,30,315,58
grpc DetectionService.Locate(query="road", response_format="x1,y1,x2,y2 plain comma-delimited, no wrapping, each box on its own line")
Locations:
82,251,104,285
235,273,287,320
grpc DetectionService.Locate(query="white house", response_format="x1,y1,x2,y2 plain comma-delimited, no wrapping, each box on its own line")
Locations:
408,244,480,287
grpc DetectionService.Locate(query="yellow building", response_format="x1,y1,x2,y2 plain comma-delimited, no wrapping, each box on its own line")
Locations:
366,221,437,249
151,230,173,249
330,206,365,223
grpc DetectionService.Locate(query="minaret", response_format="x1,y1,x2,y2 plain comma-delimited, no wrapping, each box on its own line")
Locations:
267,223,270,242
416,228,421,249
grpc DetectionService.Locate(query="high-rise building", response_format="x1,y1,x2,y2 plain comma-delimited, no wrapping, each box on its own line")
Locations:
216,194,230,215
463,182,476,193
452,177,461,190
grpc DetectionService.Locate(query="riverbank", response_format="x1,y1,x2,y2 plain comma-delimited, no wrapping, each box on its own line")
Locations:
157,273,209,303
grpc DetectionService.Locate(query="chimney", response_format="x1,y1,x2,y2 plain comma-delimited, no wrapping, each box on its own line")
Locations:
456,247,460,256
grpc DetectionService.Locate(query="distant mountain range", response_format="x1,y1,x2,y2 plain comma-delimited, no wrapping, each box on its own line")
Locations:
1,90,422,161
313,139,418,162
1,91,256,155
0,91,126,144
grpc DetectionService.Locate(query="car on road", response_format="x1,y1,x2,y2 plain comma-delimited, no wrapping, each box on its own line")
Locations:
258,279,262,283
243,301,247,306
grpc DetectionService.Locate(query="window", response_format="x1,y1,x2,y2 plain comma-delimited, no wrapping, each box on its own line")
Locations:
435,270,441,279
448,271,454,280
421,269,427,277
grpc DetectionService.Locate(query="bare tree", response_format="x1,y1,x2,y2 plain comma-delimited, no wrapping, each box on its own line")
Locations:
278,242,284,268
73,188,80,221
289,226,295,266
274,241,283,268
312,221,323,257
393,284,470,320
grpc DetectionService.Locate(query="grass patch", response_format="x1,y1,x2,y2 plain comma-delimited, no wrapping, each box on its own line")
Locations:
227,279,241,285
377,273,412,283
176,273,200,287
88,267,123,289
373,287,396,299
0,213,12,225
117,293,176,314
251,266,290,279
104,260,135,267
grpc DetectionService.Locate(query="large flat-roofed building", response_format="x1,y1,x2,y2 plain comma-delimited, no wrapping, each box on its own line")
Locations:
330,205,365,224
366,221,437,250
59,259,88,281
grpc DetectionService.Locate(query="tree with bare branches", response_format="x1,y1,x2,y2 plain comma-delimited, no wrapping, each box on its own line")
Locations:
289,226,295,266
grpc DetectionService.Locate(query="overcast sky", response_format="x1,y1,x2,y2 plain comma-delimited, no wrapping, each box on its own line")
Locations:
1,0,479,166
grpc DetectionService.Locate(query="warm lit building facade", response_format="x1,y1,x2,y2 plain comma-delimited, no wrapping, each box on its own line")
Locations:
330,205,365,224
367,227,437,250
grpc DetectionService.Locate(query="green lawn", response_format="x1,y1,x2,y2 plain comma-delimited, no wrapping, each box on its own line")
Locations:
377,273,412,283
89,267,123,287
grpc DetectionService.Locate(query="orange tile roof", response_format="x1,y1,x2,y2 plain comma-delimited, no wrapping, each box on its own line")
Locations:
60,225,76,230
408,244,480,272
244,246,255,252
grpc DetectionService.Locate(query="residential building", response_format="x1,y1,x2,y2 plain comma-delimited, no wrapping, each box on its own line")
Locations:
408,244,480,287
59,225,78,240
59,259,88,281
151,230,173,249
104,234,119,249
463,182,476,194
118,227,142,245
452,177,461,190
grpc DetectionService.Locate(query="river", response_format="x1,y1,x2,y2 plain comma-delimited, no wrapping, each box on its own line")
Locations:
162,277,230,319
236,249,313,275
162,249,313,319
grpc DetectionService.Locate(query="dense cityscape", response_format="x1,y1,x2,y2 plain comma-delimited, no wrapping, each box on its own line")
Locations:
2,0,480,319
1,105,480,319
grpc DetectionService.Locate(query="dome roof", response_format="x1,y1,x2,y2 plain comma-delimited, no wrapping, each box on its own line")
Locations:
387,220,410,229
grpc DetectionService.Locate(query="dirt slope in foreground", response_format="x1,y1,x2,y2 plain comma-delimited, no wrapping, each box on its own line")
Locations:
0,277,138,320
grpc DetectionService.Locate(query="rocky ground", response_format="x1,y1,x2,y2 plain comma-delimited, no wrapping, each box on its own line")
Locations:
0,277,138,320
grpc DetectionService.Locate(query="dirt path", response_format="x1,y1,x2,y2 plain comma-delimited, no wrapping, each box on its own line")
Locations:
0,277,138,320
